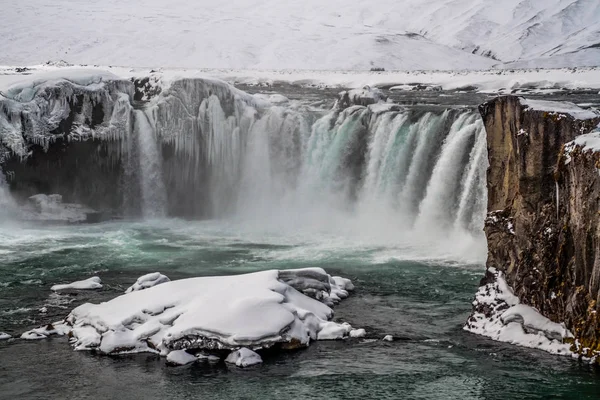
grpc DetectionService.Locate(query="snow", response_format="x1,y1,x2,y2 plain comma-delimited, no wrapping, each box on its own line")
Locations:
464,269,575,357
166,350,198,366
1,65,600,100
125,272,170,294
520,98,600,120
382,335,394,342
51,277,103,292
0,332,11,340
564,128,600,157
21,322,70,340
60,268,357,358
225,348,263,367
1,1,598,70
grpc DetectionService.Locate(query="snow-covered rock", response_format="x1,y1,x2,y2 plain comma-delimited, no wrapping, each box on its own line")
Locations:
51,276,103,292
318,322,353,340
349,329,366,338
125,272,170,293
21,322,70,340
464,268,575,357
166,350,198,366
382,335,394,342
225,348,263,368
337,86,386,109
61,268,356,357
0,332,12,340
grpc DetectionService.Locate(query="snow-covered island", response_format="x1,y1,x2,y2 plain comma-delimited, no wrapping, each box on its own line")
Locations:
22,268,359,367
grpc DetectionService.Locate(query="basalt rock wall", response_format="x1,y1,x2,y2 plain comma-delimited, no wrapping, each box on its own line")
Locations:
480,95,600,357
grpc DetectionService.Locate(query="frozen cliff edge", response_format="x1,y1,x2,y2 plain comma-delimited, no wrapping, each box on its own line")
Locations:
23,268,358,365
467,95,600,362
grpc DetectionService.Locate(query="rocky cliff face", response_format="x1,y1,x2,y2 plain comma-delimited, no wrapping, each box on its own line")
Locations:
477,95,600,359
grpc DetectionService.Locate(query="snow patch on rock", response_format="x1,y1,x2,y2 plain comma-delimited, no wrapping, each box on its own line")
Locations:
520,98,600,121
0,332,12,340
464,268,576,357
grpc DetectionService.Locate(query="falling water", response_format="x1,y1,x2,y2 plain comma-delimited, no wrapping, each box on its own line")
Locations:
134,109,167,218
0,171,16,219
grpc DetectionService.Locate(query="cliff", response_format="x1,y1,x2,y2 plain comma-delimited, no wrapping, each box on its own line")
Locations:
475,95,600,359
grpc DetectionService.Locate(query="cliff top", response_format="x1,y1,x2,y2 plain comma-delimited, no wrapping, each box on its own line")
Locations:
520,98,600,121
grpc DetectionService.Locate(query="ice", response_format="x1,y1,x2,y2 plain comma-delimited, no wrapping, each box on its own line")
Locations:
520,98,600,121
2,70,120,102
464,269,575,357
0,332,11,340
125,272,170,293
56,269,357,359
51,276,103,291
166,350,198,366
225,348,263,367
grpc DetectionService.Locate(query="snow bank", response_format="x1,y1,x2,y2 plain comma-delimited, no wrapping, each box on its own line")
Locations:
464,268,575,357
125,272,170,293
51,276,103,292
224,348,263,367
520,98,600,121
56,268,357,363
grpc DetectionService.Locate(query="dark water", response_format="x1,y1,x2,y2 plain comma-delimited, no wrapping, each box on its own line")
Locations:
0,220,598,399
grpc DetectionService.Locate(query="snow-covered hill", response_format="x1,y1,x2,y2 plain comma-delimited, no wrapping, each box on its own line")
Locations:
1,0,598,70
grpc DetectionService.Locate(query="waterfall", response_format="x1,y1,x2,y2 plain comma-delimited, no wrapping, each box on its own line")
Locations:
134,109,167,218
0,171,16,219
0,76,489,261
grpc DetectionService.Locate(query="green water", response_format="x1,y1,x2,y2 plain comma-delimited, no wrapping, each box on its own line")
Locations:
0,219,598,399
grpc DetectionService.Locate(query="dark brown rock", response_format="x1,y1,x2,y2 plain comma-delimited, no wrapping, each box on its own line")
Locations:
478,95,600,358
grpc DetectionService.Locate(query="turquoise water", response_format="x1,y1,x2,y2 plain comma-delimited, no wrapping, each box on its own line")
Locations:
0,219,598,399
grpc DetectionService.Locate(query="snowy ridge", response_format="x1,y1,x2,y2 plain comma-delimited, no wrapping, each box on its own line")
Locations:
1,0,598,70
464,268,595,360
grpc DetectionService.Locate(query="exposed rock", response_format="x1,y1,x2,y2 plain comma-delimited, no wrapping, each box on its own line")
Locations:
475,95,600,360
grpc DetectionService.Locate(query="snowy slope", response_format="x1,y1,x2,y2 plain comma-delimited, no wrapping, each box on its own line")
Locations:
0,0,598,70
